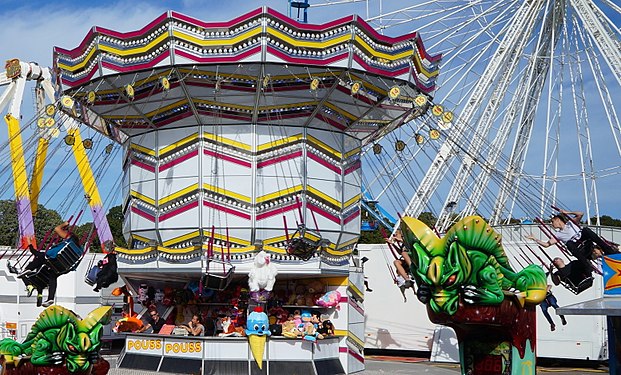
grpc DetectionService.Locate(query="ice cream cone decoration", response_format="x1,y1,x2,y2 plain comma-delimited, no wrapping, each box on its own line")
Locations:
245,307,271,369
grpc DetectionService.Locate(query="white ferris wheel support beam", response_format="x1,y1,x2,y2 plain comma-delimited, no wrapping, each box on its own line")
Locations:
399,0,544,227
434,1,546,232
463,0,565,226
572,0,621,87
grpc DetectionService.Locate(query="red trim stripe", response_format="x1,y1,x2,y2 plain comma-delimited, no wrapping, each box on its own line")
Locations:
308,203,339,223
266,46,349,67
172,8,262,29
160,149,198,171
203,149,251,168
160,201,199,221
307,152,341,174
344,161,360,175
267,8,354,31
131,160,156,173
257,150,302,168
203,201,251,220
101,50,171,73
130,206,155,222
343,210,360,225
174,46,261,64
95,13,168,39
256,202,301,221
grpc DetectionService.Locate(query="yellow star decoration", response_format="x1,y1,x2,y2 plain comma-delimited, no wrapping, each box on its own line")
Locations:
603,256,621,292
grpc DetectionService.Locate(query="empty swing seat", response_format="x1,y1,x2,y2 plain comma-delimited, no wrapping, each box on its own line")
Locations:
201,260,235,291
46,238,84,275
286,225,326,261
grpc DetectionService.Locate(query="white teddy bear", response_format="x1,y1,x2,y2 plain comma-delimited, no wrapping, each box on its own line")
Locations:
248,250,278,292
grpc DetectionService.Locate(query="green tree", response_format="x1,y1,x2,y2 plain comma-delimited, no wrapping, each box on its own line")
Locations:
358,228,386,244
0,200,62,247
594,215,621,227
417,212,437,228
107,205,127,247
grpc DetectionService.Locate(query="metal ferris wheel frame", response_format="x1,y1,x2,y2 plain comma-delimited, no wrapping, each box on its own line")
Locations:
311,0,621,233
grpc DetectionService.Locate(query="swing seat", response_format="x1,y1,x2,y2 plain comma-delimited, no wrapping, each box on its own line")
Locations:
202,260,235,291
22,265,52,291
85,265,101,286
286,225,326,261
46,238,84,275
561,275,594,295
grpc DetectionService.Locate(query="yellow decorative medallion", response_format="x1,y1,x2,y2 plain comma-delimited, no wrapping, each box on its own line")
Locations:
45,104,56,117
87,91,96,104
125,84,135,99
310,78,320,91
388,86,400,100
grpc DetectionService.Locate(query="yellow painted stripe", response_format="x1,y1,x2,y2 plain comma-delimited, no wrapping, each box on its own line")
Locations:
256,184,303,203
322,276,348,286
57,47,98,72
203,132,252,152
307,135,342,158
348,281,364,299
99,32,169,57
203,183,251,203
324,101,357,121
130,190,156,206
162,230,201,247
348,332,365,348
159,132,199,155
333,329,348,336
30,138,49,216
353,35,413,62
337,237,358,250
173,27,262,47
115,246,155,255
159,183,199,205
324,247,353,257
263,234,290,245
263,245,287,254
343,194,361,208
307,185,340,207
267,27,351,49
344,148,361,158
6,115,31,200
130,143,156,156
257,133,303,152
70,128,102,206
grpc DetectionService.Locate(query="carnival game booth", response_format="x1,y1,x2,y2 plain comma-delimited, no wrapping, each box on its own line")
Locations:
52,6,440,375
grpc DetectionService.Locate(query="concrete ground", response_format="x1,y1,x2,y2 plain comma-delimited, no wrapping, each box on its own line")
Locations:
103,353,609,374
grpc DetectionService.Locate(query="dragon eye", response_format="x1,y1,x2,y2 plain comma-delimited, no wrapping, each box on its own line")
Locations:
444,274,457,287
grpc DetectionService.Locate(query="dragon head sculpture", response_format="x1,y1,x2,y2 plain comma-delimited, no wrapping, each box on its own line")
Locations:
400,216,546,316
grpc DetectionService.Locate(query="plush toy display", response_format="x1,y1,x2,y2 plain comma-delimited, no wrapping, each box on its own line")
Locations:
316,290,342,310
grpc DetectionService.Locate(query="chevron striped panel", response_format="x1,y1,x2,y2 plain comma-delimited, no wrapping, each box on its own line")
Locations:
54,8,440,92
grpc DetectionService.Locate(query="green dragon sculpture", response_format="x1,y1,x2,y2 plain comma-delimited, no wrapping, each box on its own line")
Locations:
0,305,112,373
401,215,547,315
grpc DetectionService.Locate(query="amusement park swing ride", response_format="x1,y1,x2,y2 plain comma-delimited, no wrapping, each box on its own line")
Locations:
0,6,442,375
0,1,620,374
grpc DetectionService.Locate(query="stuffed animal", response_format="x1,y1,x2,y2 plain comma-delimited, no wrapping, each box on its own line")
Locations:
248,250,278,292
281,320,300,338
306,279,324,294
316,290,342,310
